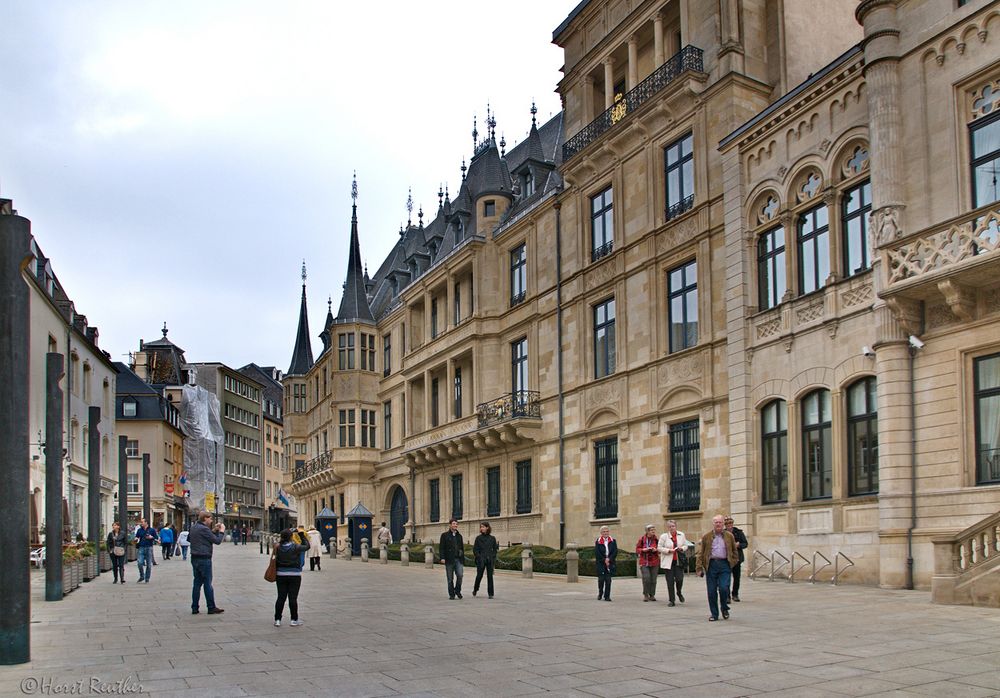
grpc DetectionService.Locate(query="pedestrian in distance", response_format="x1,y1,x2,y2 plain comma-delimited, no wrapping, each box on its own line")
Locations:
376,521,393,547
273,528,310,627
636,524,660,601
439,518,465,599
725,516,748,602
159,523,174,560
306,525,323,571
177,528,190,561
134,518,158,583
232,522,240,545
189,510,226,615
594,525,617,601
242,525,249,545
106,521,128,584
695,515,739,621
472,521,499,598
657,520,689,606
293,525,309,568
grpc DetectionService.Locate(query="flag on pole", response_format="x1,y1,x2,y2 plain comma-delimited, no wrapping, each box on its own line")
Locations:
277,488,290,507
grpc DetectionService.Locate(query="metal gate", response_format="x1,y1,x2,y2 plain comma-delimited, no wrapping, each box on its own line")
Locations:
390,487,408,543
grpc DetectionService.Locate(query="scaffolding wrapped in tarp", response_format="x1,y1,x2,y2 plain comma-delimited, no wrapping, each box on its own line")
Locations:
180,384,224,515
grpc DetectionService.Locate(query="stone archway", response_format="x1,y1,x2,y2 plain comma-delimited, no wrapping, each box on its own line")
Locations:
389,486,408,544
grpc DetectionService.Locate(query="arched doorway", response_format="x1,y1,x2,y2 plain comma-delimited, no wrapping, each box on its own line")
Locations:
389,487,408,543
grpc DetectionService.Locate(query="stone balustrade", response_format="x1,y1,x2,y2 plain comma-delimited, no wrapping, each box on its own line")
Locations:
932,511,1000,605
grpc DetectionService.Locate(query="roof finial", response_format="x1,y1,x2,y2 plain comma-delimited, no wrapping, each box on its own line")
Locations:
472,114,478,148
351,170,358,203
445,184,449,201
301,259,307,284
406,187,413,227
438,184,444,210
461,158,467,181
161,321,168,338
531,100,537,126
328,296,332,311
487,103,496,140
418,205,424,227
500,132,506,157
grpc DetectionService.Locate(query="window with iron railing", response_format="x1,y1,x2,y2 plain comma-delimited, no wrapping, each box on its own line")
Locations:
591,187,613,262
665,133,694,220
510,244,527,306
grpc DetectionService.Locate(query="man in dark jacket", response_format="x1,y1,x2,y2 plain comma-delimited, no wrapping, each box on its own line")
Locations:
438,519,465,599
134,518,158,583
189,510,226,615
725,516,749,602
594,525,617,601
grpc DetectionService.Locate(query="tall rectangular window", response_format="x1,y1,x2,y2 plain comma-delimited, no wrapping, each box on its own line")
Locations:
451,473,463,520
664,132,694,219
511,337,528,395
431,298,439,339
383,400,392,450
971,112,1000,207
757,227,786,310
126,473,139,494
594,438,618,519
454,283,462,325
339,493,345,523
594,298,616,379
798,205,830,295
669,421,700,511
431,378,440,428
591,187,614,262
338,333,355,370
802,390,832,499
974,353,1000,485
486,466,500,517
360,334,375,371
361,409,376,448
842,180,872,276
761,400,788,504
126,439,139,458
668,260,698,352
515,459,532,514
847,377,879,495
510,244,527,306
429,479,440,523
338,409,356,447
453,367,463,419
383,333,391,377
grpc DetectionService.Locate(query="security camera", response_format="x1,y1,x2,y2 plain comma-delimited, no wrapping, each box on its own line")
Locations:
908,335,925,350
862,346,875,358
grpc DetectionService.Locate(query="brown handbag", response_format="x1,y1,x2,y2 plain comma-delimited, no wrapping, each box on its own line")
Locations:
264,552,277,583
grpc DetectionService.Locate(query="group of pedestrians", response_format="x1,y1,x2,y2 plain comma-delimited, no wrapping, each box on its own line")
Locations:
593,515,747,621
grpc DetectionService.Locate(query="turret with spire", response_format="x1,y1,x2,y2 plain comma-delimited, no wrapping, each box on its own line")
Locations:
287,260,315,375
335,172,375,324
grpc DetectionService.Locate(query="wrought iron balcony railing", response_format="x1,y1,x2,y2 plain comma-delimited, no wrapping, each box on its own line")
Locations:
666,194,695,221
476,390,541,428
563,45,704,162
293,450,334,483
592,240,614,263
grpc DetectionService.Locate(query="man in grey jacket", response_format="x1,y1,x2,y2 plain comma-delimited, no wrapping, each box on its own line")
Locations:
189,510,226,615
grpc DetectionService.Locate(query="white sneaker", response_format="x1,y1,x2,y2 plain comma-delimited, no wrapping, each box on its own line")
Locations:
274,620,281,627
290,620,303,627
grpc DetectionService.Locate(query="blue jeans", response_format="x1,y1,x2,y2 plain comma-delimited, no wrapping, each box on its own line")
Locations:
445,560,464,597
180,545,188,560
706,558,732,619
191,557,217,611
136,546,153,581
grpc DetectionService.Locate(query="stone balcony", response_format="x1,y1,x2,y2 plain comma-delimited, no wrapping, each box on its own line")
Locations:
290,450,344,496
881,206,1000,327
403,391,542,468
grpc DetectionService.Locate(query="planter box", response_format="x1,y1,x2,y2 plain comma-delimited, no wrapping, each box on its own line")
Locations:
72,561,81,588
127,546,137,562
62,568,72,596
82,557,94,581
99,551,111,571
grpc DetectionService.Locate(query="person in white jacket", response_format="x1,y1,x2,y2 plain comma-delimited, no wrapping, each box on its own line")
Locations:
177,529,190,560
306,527,323,571
657,520,690,607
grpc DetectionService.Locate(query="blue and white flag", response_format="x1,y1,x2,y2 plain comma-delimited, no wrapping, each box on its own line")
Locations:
277,488,290,507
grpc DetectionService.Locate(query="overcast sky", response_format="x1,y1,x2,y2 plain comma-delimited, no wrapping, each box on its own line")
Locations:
2,1,570,371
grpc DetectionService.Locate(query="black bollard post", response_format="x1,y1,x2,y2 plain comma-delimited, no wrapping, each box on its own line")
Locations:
0,211,33,664
88,407,101,575
117,436,127,532
45,353,65,602
142,453,150,524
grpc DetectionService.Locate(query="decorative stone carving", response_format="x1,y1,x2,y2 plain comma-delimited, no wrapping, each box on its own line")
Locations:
658,353,702,387
756,317,782,339
657,216,700,254
841,283,874,308
796,300,824,324
819,138,832,153
886,210,1000,284
886,297,923,336
782,336,794,353
701,405,715,424
938,279,976,322
971,81,1000,119
926,303,955,330
777,165,788,178
589,381,620,405
585,257,618,290
985,288,1000,314
871,206,902,248
826,319,840,339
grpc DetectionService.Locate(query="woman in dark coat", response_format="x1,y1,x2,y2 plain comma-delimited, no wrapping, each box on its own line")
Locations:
106,521,128,584
274,528,311,627
594,525,617,601
472,522,499,598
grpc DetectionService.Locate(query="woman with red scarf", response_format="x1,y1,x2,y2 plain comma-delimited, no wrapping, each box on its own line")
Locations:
594,525,617,601
657,520,690,606
635,524,660,601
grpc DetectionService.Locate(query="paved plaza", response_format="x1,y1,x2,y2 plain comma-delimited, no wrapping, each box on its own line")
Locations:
2,544,1000,698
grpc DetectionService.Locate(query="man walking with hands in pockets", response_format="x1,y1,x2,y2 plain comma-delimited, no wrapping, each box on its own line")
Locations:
695,515,739,621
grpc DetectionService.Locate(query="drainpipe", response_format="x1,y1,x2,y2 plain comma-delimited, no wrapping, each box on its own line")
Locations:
555,191,565,550
906,332,922,591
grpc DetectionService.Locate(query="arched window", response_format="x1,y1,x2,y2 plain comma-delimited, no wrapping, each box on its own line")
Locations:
847,377,878,495
802,389,832,500
761,400,788,504
757,226,786,310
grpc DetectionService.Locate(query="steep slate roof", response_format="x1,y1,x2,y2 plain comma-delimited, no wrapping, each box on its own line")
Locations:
238,362,283,410
287,273,314,376
114,361,179,423
140,325,188,386
334,190,375,324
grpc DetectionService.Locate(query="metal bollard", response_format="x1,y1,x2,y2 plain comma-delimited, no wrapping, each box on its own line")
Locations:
566,543,579,583
522,542,533,578
380,543,388,564
344,539,352,561
361,538,369,562
424,544,435,568
401,543,409,566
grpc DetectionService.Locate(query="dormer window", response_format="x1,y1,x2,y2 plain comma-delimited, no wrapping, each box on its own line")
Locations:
522,171,534,198
484,200,496,217
123,398,137,418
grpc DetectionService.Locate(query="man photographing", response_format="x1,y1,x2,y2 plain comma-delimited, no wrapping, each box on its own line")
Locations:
189,510,226,615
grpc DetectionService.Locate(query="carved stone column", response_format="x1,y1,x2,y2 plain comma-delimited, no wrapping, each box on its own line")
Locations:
627,35,639,91
653,12,664,66
823,188,844,283
604,57,616,109
780,211,797,300
583,75,595,124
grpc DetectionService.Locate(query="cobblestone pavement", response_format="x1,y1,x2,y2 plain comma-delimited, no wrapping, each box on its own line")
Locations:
2,544,999,698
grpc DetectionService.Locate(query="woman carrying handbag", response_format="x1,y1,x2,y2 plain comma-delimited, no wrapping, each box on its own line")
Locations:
106,521,128,584
270,528,309,626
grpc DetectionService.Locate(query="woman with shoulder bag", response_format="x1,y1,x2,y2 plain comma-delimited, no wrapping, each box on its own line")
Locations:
273,528,310,627
106,521,128,584
472,522,499,598
657,520,689,606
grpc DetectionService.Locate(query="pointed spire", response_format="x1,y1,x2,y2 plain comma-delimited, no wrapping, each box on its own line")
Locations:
406,187,413,227
287,261,314,375
336,177,375,324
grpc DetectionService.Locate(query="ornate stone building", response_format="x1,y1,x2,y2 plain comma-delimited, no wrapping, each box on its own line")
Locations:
284,0,1000,591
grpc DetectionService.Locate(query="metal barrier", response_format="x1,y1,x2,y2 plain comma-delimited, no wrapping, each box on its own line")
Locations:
748,550,770,580
810,551,831,584
788,551,810,582
769,550,790,581
832,551,854,585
